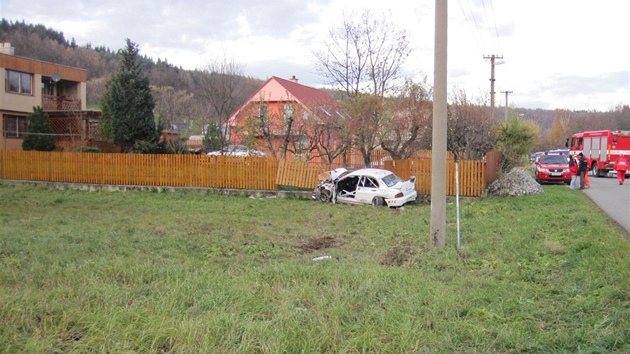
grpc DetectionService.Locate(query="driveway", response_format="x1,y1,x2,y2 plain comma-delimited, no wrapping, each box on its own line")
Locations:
581,174,630,235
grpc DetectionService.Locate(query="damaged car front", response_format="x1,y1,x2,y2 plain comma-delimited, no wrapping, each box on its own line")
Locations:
312,168,417,207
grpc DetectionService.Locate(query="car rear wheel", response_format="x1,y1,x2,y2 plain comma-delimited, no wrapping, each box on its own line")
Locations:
371,197,384,207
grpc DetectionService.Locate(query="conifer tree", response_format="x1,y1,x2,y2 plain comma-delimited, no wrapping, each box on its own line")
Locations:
22,106,55,151
203,121,226,152
101,39,159,153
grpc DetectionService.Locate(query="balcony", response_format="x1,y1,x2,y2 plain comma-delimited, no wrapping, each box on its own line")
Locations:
42,94,82,111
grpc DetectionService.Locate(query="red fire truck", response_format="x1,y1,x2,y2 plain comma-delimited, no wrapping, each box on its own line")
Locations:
567,130,630,177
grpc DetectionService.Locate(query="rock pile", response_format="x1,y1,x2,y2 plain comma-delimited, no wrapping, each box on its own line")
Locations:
487,167,544,196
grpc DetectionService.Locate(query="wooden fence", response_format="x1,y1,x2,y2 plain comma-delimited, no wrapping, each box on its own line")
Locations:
386,159,486,197
0,151,496,197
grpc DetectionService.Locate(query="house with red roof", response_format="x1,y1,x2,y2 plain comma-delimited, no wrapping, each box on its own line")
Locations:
226,76,343,161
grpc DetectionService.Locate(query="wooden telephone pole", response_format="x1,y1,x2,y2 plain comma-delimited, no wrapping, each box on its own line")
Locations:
484,55,503,120
501,90,513,119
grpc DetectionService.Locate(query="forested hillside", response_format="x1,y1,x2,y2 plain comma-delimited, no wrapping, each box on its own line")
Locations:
1,19,628,150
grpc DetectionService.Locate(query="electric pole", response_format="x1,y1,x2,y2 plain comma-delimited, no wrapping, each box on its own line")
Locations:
501,90,512,120
484,55,503,121
430,0,447,248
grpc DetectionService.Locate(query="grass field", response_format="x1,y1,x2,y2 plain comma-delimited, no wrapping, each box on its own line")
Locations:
1,182,629,353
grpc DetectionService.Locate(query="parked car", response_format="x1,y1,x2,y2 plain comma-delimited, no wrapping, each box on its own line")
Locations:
312,168,417,207
535,154,571,184
207,145,267,157
548,148,570,156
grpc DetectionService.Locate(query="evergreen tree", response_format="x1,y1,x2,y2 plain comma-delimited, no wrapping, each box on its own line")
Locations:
22,106,55,151
203,121,226,151
101,39,159,153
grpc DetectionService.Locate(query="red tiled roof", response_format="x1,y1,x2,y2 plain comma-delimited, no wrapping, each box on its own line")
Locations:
227,76,339,126
271,76,336,106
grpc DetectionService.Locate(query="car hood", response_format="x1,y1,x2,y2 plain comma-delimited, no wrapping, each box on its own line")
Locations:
539,163,568,168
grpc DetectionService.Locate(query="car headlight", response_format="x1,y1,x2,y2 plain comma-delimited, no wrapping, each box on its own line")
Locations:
538,168,549,173
562,169,569,173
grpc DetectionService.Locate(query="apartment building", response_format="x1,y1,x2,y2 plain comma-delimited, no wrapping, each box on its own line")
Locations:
1,43,100,151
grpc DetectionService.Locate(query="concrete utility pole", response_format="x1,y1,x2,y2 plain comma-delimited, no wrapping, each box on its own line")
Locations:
501,90,513,120
430,0,447,248
484,55,503,121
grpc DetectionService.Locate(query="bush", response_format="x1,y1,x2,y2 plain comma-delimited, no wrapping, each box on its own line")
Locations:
75,146,101,153
22,106,56,151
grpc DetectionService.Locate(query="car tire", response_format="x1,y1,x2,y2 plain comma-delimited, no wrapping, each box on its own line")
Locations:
371,197,384,207
319,189,331,203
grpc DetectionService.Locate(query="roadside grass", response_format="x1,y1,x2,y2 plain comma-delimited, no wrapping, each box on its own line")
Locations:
1,182,629,353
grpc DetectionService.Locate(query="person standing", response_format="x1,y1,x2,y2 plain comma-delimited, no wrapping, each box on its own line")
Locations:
578,153,588,190
569,155,578,189
614,154,628,185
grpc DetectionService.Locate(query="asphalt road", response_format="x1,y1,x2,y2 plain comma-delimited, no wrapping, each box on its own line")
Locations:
581,173,630,235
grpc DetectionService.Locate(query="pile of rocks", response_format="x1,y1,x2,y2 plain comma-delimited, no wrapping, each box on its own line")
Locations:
487,167,544,196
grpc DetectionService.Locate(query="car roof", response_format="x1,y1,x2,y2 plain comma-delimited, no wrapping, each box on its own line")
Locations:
344,168,395,179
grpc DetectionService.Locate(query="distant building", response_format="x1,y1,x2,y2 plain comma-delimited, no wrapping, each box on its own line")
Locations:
226,75,341,160
0,43,103,151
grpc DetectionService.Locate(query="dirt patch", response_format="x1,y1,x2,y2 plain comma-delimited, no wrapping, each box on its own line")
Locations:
296,236,338,253
381,244,416,266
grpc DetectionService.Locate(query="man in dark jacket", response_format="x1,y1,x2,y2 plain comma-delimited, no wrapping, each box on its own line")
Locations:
578,153,588,189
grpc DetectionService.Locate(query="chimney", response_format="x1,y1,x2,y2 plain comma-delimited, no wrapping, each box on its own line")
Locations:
0,43,15,55
290,75,298,83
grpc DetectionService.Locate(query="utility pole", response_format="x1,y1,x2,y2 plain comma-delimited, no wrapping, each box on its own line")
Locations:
484,55,503,121
501,90,513,120
430,0,447,248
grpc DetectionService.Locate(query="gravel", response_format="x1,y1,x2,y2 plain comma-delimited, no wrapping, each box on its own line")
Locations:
487,167,544,196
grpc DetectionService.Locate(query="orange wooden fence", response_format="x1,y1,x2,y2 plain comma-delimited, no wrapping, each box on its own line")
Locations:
0,151,491,196
0,151,277,190
386,158,486,197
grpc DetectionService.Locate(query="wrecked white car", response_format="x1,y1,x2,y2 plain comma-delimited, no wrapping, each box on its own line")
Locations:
312,168,417,207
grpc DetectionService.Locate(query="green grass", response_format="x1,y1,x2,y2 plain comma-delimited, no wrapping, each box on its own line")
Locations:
1,183,629,353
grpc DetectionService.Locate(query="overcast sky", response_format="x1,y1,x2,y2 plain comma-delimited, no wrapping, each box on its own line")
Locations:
2,0,628,112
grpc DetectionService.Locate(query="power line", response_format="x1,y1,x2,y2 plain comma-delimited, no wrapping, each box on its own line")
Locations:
487,0,503,52
457,0,484,55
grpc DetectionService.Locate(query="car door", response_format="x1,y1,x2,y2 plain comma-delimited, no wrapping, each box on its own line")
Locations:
355,176,381,203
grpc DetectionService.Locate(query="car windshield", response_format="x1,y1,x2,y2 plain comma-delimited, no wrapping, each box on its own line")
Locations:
541,155,567,164
380,173,403,187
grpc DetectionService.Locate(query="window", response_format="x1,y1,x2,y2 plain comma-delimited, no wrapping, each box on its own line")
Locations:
6,70,33,95
3,115,28,138
258,103,268,118
284,103,294,125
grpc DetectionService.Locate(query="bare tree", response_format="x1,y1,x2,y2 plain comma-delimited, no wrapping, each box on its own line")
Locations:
314,9,412,166
237,92,312,160
314,9,411,98
195,57,249,148
303,101,350,166
447,88,497,160
546,109,572,148
380,78,433,160
151,86,194,133
342,94,384,166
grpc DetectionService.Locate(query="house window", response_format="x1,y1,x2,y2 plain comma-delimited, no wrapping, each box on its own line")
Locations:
6,70,33,95
3,115,28,138
258,103,269,127
259,103,268,118
284,103,294,126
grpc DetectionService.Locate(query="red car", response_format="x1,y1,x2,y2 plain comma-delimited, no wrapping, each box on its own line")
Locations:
535,154,571,184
